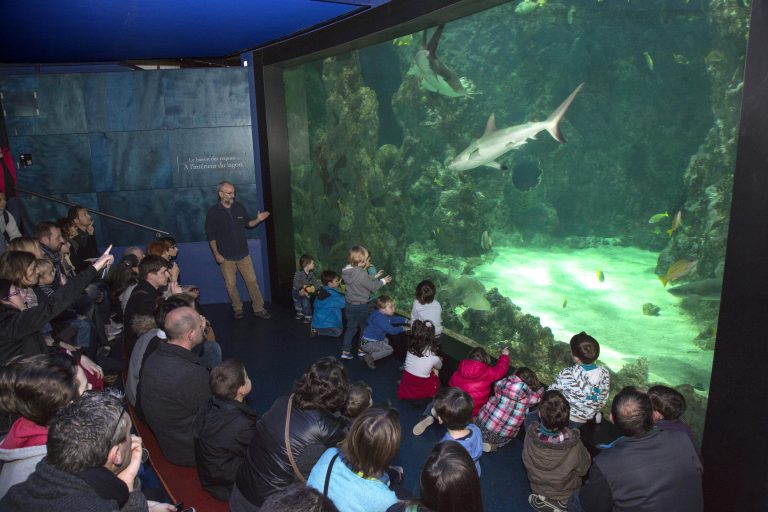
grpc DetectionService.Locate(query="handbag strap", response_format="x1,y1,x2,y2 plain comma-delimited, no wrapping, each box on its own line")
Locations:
284,394,307,482
323,453,340,499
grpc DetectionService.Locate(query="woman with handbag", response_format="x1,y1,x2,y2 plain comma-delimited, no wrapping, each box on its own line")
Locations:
230,357,348,511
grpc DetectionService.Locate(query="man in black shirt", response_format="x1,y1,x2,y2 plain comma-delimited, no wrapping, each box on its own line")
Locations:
204,181,270,320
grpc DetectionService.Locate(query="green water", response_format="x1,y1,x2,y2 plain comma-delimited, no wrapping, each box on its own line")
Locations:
472,245,712,391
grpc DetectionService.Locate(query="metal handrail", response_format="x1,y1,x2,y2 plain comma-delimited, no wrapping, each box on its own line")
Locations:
17,187,170,237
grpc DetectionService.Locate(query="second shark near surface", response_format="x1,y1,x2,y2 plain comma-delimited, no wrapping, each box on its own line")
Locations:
448,83,585,171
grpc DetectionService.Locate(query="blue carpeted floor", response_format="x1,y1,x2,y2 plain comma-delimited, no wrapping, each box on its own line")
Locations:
201,301,535,512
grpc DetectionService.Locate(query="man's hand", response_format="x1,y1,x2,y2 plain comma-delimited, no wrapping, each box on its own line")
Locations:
214,253,225,264
256,211,270,223
147,502,176,512
116,435,143,491
79,355,103,378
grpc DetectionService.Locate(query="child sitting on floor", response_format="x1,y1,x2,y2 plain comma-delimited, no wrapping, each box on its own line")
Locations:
548,331,610,427
648,384,696,447
397,320,442,401
310,270,345,338
411,280,442,341
292,254,321,323
475,367,544,452
523,390,591,511
344,381,373,421
434,387,483,475
360,295,408,370
449,346,510,418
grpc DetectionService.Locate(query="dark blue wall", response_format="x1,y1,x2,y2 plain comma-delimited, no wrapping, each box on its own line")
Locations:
0,68,258,246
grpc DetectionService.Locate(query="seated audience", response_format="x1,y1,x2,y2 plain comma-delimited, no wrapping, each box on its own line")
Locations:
387,441,483,512
475,367,544,452
310,270,345,338
523,390,590,511
107,253,139,315
307,407,401,512
138,306,211,466
231,357,348,510
343,381,373,422
260,483,338,512
397,320,442,401
0,353,89,497
568,387,703,511
66,206,98,272
194,359,258,501
647,384,696,446
433,387,483,475
7,237,44,259
0,389,175,511
548,332,610,427
0,247,113,365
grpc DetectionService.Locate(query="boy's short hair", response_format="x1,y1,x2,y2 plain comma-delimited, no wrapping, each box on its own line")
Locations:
138,254,169,280
434,387,473,430
298,254,314,269
415,280,436,305
210,359,247,400
374,295,394,310
570,331,600,364
538,390,570,431
648,385,686,420
344,381,372,418
467,347,492,365
320,270,339,285
515,367,540,390
347,245,369,267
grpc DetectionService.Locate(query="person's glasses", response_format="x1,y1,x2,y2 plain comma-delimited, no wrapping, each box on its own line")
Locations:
1,289,22,302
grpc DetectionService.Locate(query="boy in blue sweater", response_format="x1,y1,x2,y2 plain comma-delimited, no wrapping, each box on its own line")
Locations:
434,387,483,475
310,270,346,338
360,295,408,369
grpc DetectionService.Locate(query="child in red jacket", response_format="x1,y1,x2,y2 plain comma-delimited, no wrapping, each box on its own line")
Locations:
412,346,509,436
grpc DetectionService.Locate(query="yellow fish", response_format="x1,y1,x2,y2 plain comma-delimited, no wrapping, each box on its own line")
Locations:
659,259,697,287
648,211,669,223
596,270,605,282
643,51,654,71
667,210,682,236
393,34,413,47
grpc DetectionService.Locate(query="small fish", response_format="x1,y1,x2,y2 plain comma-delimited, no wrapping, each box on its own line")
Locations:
562,297,568,309
596,269,605,282
643,51,654,71
480,230,493,251
515,0,538,14
672,53,690,65
567,5,576,24
648,211,669,223
658,259,697,287
704,50,725,65
392,34,413,47
667,210,682,236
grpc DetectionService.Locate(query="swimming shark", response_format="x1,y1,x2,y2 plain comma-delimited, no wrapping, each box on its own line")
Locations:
407,24,473,98
447,83,585,171
667,278,723,301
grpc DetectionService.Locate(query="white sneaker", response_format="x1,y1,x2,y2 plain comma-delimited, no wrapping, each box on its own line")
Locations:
412,415,434,436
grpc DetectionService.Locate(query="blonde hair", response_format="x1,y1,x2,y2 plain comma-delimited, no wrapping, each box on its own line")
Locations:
347,245,369,267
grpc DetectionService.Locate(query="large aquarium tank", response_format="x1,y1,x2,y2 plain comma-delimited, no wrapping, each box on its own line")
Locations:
283,0,750,442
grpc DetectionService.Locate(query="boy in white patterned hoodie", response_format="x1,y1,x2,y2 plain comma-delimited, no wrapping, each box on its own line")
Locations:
548,331,610,427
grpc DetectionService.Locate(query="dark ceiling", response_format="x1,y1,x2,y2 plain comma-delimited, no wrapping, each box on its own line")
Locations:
0,0,382,65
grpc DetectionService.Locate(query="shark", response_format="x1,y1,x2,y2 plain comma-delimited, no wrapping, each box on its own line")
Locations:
447,83,585,171
407,24,473,98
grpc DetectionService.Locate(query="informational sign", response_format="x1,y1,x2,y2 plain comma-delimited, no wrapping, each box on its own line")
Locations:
177,153,246,172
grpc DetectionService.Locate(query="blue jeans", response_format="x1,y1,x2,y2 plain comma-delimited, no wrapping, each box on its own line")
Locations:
342,303,369,353
68,318,94,348
291,289,312,317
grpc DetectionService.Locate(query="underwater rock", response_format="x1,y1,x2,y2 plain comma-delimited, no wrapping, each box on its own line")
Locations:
612,357,649,392
642,302,660,316
375,143,399,173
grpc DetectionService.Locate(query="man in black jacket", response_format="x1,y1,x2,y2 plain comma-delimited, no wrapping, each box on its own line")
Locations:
0,390,174,511
139,306,210,466
568,387,703,512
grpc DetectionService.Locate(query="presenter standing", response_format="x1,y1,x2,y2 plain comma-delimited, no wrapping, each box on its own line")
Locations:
205,181,271,320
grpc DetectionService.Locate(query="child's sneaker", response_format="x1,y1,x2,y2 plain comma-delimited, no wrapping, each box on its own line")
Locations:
358,349,367,357
363,353,376,369
412,415,434,436
528,494,567,512
482,442,496,453
309,328,318,338
303,316,312,324
295,313,304,320
340,352,353,360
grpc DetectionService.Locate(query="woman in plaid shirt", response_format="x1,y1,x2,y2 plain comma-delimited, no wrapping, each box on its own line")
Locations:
474,367,544,452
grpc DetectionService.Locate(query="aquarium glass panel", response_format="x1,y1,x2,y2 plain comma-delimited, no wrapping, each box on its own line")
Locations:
283,0,750,444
